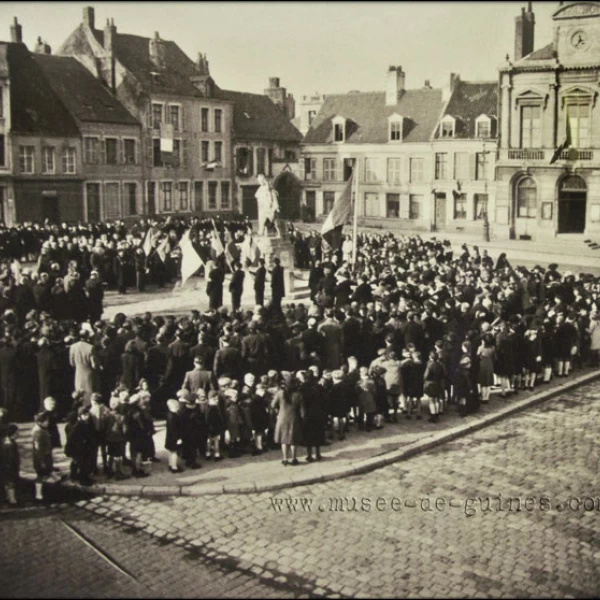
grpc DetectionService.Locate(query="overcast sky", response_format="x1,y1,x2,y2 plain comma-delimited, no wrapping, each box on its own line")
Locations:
1,2,559,100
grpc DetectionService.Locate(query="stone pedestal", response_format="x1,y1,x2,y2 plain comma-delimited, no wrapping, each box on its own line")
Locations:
255,235,295,294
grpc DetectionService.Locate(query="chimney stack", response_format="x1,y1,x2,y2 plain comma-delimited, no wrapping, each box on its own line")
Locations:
149,31,167,69
83,6,95,29
196,52,210,76
514,2,535,61
264,77,295,120
34,36,52,54
10,17,22,44
103,18,117,92
442,72,460,101
385,66,405,106
423,79,432,89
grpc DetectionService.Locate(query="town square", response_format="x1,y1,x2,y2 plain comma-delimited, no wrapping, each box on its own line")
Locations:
0,2,599,598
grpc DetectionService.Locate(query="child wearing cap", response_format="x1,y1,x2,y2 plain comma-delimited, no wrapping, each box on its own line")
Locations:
105,397,128,479
356,367,376,432
89,393,111,475
32,412,53,501
1,423,20,505
250,383,269,455
206,391,224,461
65,406,100,486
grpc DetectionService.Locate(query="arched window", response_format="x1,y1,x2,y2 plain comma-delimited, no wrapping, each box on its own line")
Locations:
517,177,537,219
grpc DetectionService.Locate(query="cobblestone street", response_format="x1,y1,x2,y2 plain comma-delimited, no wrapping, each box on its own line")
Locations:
3,380,599,598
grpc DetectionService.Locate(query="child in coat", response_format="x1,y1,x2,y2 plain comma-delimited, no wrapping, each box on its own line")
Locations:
206,390,224,461
65,406,100,486
106,397,128,479
165,398,183,473
356,367,377,432
32,412,53,501
89,393,111,475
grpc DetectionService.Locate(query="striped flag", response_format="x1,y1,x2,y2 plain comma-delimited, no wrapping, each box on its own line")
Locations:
210,220,225,259
155,236,169,263
179,229,203,285
142,226,161,256
321,173,353,252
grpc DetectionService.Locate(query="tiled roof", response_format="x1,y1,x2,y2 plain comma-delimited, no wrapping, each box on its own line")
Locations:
437,80,498,138
6,43,80,136
91,28,203,96
303,88,444,144
215,88,302,143
523,42,555,61
34,54,139,126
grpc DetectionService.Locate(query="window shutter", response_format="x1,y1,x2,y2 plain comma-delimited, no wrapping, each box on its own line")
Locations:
100,140,107,165
468,153,477,181
146,138,153,167
336,158,343,182
180,106,185,132
119,139,125,165
182,139,188,168
147,101,153,129
400,194,410,219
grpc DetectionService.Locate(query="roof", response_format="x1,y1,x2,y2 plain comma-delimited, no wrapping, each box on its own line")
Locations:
91,28,203,96
215,88,302,143
437,80,498,138
522,42,555,61
5,43,80,136
303,88,444,144
34,54,139,126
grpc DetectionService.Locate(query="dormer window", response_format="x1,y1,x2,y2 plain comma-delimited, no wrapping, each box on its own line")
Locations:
388,114,404,142
475,114,493,139
332,115,346,143
440,116,456,138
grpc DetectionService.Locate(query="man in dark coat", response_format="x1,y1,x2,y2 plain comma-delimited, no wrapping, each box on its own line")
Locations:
270,258,285,313
85,271,104,324
182,357,214,395
14,272,36,325
33,272,53,314
207,262,224,311
252,259,266,306
213,336,242,381
241,321,270,376
229,261,245,312
113,249,128,294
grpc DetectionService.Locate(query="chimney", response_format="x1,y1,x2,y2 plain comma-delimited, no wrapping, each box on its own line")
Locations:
103,18,117,92
149,31,166,69
385,66,405,106
34,36,52,54
442,72,460,102
190,52,213,97
10,17,22,44
265,76,286,108
423,79,432,89
514,2,535,61
83,6,95,29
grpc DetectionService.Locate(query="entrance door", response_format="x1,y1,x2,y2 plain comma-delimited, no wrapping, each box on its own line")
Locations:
86,183,101,222
558,176,587,234
242,185,259,219
42,194,59,222
435,193,447,230
305,190,316,222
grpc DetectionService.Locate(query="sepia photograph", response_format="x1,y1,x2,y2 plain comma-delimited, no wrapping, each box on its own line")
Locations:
0,1,599,598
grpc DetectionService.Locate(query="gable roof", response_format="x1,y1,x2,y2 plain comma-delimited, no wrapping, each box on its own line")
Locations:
303,88,444,144
437,80,498,138
5,42,80,137
34,53,139,126
91,28,204,97
215,88,302,143
522,42,555,61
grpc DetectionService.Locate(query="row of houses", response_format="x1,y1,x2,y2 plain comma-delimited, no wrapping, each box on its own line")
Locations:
1,1,600,242
0,8,301,225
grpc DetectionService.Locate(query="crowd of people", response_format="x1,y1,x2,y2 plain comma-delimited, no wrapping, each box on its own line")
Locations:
1,217,600,503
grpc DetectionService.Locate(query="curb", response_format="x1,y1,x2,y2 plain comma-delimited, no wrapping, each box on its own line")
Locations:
25,369,600,498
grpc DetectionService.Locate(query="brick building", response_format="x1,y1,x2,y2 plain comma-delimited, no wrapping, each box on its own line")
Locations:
496,1,600,240
59,7,235,217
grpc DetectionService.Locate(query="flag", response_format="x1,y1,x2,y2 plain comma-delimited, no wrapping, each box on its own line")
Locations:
142,226,160,256
204,161,221,171
210,220,225,259
550,115,571,164
179,229,203,285
160,123,174,153
240,231,260,267
321,173,353,252
155,236,169,263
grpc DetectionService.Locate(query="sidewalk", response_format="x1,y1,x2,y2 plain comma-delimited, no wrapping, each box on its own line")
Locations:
16,367,600,497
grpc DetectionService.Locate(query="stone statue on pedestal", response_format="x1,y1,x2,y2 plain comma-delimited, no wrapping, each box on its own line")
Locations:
255,174,280,238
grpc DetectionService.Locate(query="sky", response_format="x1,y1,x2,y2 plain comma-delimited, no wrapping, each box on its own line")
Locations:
0,2,560,100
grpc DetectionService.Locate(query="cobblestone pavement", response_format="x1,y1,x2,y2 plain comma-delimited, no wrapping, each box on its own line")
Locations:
4,381,600,598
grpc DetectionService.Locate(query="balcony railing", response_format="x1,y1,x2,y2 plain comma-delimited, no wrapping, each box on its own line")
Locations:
560,149,593,161
507,149,545,160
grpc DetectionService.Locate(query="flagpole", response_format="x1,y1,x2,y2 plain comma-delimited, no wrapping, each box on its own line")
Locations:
351,158,360,268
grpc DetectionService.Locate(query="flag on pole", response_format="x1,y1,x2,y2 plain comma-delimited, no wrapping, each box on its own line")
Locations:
179,229,203,285
210,220,225,259
155,236,169,263
321,173,354,252
204,161,221,171
550,114,571,164
142,226,161,256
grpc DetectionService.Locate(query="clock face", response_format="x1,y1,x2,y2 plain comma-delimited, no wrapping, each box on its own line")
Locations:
570,29,590,50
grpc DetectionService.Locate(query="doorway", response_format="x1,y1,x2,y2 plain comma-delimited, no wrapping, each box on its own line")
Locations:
41,194,59,222
86,183,101,222
435,193,447,230
242,185,259,219
558,175,586,234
